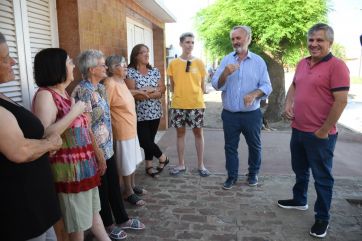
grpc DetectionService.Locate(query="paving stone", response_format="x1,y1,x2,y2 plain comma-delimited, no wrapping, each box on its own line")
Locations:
175,231,203,239
198,208,223,216
86,167,362,240
191,223,221,231
209,233,237,241
181,214,207,223
172,207,195,214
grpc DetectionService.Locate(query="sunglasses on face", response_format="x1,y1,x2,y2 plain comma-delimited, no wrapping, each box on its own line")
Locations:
185,60,191,72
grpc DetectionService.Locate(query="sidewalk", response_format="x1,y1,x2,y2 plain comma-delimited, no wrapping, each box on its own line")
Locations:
119,87,362,240
107,126,361,241
123,174,361,241
86,86,361,241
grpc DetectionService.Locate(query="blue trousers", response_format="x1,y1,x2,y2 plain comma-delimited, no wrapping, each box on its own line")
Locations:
221,109,262,179
290,128,337,221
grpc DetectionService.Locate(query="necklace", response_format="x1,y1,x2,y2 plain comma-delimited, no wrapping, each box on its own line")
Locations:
48,86,68,99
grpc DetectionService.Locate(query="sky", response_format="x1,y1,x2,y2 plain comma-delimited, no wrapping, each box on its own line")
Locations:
328,0,362,58
163,0,362,74
163,0,214,59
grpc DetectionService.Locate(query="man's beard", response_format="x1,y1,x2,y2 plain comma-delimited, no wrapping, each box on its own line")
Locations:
233,46,244,53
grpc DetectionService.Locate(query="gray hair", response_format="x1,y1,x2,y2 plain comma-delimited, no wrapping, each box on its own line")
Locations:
0,32,6,44
105,55,126,77
307,23,334,43
180,32,194,43
230,25,252,44
77,49,104,79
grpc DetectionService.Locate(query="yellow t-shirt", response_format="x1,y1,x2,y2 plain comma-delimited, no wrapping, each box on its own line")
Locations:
167,58,206,109
103,77,137,141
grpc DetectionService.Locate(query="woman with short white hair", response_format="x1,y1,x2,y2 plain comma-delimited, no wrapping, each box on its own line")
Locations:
73,50,144,240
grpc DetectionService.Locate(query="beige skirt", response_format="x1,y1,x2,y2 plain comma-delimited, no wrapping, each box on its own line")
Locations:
114,136,143,176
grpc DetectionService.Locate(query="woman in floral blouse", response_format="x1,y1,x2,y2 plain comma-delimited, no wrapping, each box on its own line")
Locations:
126,44,169,178
73,50,144,240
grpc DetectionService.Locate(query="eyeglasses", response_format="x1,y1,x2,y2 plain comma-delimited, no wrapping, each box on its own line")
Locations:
1,54,13,64
94,64,107,69
185,60,191,72
115,62,127,68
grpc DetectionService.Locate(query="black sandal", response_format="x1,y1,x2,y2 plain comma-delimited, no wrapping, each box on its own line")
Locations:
133,186,147,195
156,157,170,173
125,193,145,206
145,167,159,178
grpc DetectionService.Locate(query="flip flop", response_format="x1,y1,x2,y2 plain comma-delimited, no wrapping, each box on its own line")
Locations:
198,168,211,177
108,226,127,240
169,166,186,176
133,186,147,196
125,193,145,206
120,218,145,230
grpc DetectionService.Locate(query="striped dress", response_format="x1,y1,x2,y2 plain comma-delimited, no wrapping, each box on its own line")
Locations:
36,87,100,193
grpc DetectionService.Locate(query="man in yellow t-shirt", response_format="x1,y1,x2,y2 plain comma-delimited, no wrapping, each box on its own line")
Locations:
167,32,210,177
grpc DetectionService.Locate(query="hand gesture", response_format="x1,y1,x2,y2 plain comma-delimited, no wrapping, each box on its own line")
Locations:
224,63,239,76
141,86,156,93
97,158,107,176
243,93,256,107
94,148,107,176
45,133,63,154
283,102,294,120
70,98,86,116
314,129,328,139
135,90,150,100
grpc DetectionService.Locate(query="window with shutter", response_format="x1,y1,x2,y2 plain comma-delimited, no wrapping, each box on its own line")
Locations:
0,0,58,109
126,18,154,66
0,0,24,105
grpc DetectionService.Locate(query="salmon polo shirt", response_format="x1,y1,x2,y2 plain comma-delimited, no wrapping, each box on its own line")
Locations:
292,53,350,134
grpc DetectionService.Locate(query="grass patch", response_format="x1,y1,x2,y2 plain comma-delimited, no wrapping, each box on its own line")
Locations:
351,76,362,84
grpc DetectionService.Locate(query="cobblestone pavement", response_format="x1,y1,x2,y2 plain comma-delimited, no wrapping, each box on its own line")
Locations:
85,126,362,241
84,86,362,241
119,170,362,241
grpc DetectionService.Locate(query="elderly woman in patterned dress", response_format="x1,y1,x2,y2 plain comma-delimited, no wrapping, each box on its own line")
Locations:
32,48,111,241
72,50,144,240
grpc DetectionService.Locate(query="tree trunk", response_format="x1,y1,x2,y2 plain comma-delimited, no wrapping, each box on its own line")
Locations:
262,55,285,122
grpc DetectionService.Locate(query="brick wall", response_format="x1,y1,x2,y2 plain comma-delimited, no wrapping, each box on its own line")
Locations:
56,0,81,85
56,0,169,129
77,0,127,56
58,0,128,93
153,27,168,129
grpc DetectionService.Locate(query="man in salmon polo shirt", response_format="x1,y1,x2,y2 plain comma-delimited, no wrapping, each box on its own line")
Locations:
167,32,210,177
278,23,350,238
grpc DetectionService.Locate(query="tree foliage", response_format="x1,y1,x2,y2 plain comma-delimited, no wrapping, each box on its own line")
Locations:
195,0,330,122
195,0,329,65
331,43,346,60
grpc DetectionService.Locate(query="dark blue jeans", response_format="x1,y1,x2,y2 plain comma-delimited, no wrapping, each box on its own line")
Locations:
290,128,337,221
221,109,262,180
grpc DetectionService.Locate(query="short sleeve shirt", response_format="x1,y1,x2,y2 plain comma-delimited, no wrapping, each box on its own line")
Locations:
72,80,114,160
292,53,350,134
103,78,137,141
167,58,206,109
127,67,162,121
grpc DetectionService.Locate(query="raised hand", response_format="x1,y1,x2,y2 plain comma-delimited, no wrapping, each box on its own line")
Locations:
70,98,86,116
